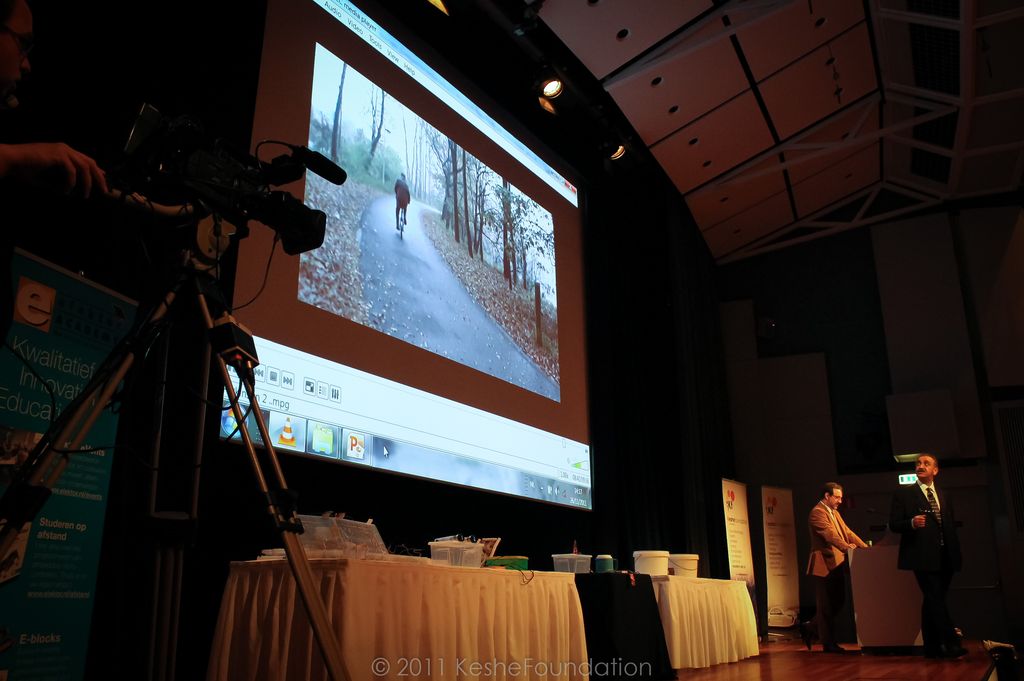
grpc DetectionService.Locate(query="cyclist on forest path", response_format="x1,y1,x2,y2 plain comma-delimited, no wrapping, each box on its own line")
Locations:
394,173,410,234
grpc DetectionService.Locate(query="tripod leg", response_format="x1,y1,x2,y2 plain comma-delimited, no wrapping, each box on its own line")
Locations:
0,283,180,558
196,293,349,681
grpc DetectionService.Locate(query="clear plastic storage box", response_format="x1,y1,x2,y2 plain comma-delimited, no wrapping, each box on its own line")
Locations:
296,515,388,559
429,540,485,567
552,554,592,573
297,515,342,551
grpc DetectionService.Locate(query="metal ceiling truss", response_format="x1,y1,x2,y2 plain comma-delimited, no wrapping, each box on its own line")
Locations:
946,0,974,194
698,93,954,195
717,0,1023,262
718,179,941,263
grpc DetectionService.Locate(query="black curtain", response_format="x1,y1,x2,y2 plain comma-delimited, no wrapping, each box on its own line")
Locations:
582,163,734,578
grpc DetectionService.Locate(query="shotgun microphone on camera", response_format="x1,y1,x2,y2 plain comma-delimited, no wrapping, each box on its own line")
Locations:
288,145,347,186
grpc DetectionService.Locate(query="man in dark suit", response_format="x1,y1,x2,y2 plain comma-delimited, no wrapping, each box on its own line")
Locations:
889,453,965,659
801,482,869,653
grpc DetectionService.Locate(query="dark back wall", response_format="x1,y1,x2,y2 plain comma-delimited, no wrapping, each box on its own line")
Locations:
7,1,736,677
718,228,893,472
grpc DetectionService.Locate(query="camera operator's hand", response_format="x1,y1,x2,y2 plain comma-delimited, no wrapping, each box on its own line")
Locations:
0,142,109,198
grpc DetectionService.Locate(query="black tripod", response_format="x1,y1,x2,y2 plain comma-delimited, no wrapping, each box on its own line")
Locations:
0,241,349,681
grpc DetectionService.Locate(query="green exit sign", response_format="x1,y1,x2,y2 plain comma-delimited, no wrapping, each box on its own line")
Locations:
898,473,918,485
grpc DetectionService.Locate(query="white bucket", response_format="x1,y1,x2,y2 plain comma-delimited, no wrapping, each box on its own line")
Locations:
668,553,699,578
633,550,669,576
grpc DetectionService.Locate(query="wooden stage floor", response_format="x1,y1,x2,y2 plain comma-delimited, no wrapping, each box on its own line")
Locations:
675,639,995,681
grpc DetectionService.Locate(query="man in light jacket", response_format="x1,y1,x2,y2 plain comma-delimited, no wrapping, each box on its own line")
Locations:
801,482,869,653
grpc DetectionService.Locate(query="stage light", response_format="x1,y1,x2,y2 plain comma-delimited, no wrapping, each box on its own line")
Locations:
609,145,626,160
427,0,449,15
537,96,558,115
540,78,564,99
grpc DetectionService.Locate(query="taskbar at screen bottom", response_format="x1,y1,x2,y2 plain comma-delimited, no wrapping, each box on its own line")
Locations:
218,401,592,509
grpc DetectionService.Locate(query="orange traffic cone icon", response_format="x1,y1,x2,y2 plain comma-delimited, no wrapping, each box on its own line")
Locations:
278,417,296,446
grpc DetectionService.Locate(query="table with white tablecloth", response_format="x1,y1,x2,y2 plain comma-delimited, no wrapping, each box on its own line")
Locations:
650,576,759,669
206,558,588,681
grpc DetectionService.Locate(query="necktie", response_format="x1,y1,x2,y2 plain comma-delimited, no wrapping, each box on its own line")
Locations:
828,509,844,541
926,487,944,545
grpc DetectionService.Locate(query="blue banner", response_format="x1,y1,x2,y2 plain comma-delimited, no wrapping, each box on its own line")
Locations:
0,250,136,680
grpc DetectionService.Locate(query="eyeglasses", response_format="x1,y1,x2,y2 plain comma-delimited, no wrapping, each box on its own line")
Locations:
0,24,33,57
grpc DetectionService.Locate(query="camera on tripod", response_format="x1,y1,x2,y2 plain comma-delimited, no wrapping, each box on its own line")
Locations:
114,103,344,255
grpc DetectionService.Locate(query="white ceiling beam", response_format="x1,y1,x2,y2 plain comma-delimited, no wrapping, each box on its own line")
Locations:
719,195,942,263
952,185,1022,200
876,8,962,31
976,6,1024,29
878,180,940,202
700,95,876,186
794,185,877,223
886,90,959,110
886,82,963,106
685,95,877,193
948,0,974,194
718,184,877,259
798,102,956,149
883,176,948,200
799,221,846,228
843,198,941,228
963,141,1024,157
974,87,1024,106
887,135,955,157
854,184,883,221
704,101,955,189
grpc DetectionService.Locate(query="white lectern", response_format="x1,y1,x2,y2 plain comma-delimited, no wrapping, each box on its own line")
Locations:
849,533,923,650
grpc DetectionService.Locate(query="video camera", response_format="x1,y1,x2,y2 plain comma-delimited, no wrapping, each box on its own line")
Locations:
114,104,345,255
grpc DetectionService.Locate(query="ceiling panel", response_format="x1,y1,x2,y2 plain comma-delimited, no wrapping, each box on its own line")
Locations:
651,92,775,194
702,191,794,258
792,145,880,217
759,23,877,140
538,0,713,79
606,35,747,145
685,158,787,228
735,0,866,81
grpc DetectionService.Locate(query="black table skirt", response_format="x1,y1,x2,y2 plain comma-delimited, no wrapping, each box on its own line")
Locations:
574,573,675,680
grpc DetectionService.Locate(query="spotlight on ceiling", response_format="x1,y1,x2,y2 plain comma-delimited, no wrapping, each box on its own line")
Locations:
537,96,558,115
426,0,450,15
540,78,564,99
609,144,626,160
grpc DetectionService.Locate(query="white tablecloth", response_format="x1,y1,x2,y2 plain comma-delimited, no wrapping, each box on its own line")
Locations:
206,558,589,681
651,576,759,669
